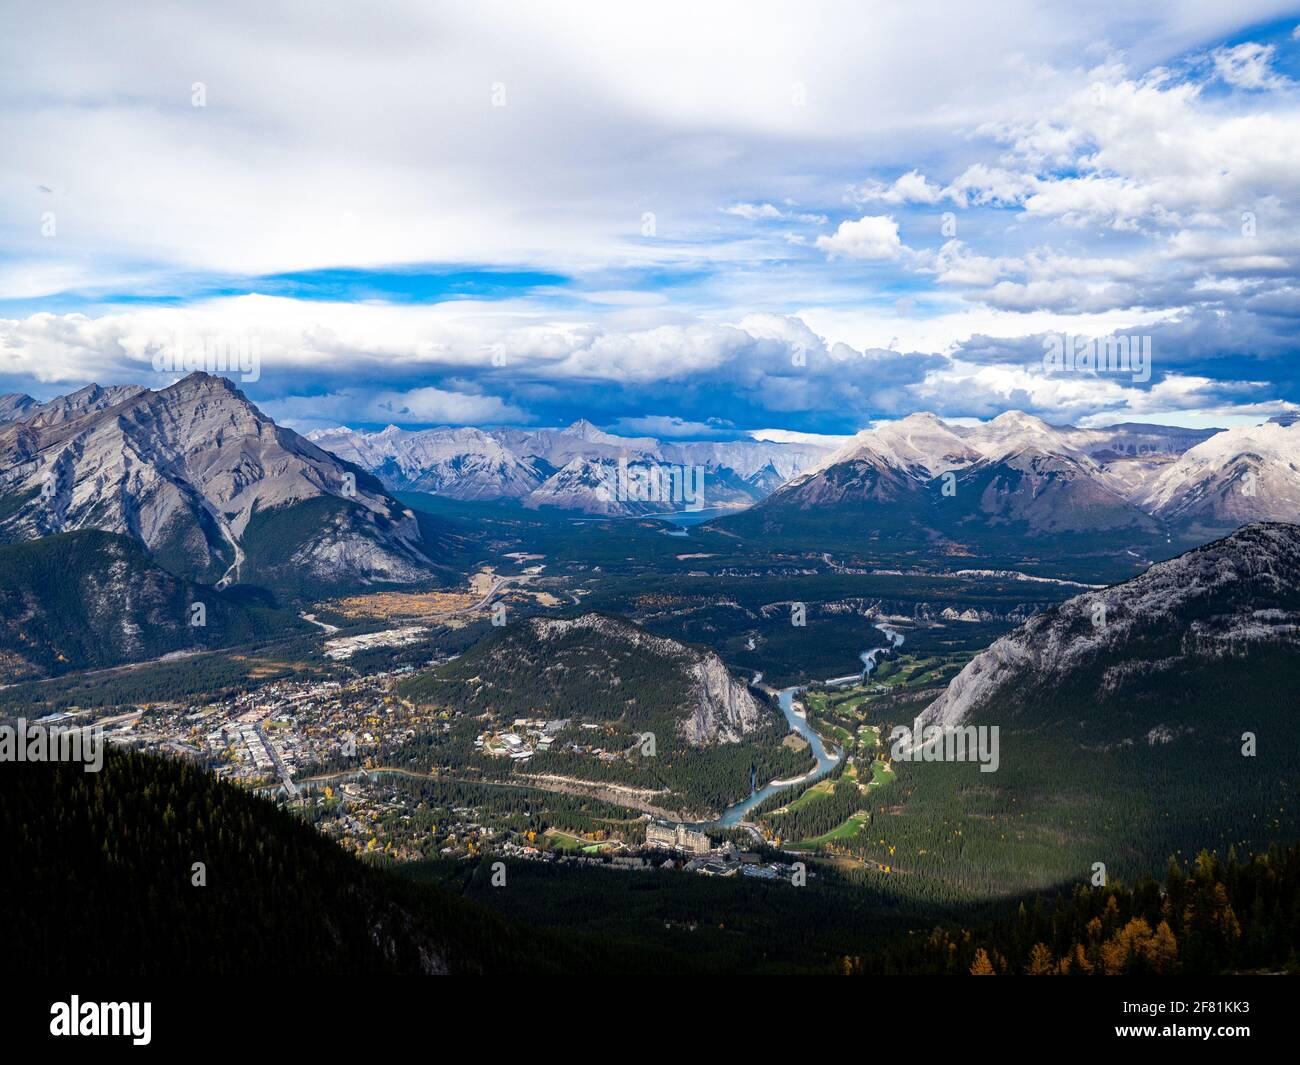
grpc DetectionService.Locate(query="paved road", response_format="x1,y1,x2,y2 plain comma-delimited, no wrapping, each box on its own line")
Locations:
255,723,299,798
403,574,519,622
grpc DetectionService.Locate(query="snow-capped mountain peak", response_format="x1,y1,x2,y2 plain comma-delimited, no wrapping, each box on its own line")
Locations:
1139,421,1300,526
307,421,833,514
557,418,621,444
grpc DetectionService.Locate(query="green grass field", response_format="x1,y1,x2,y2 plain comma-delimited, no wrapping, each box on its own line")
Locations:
787,810,871,850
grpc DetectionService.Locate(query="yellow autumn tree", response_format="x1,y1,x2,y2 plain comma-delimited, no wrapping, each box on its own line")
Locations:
1100,917,1159,975
970,948,996,976
1144,920,1179,975
1025,943,1055,975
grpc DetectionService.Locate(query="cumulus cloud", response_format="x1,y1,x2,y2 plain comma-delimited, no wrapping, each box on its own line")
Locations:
848,170,945,206
610,415,732,438
944,164,1039,209
815,215,904,260
993,70,1300,233
268,388,529,431
4,5,1300,433
3,295,1291,434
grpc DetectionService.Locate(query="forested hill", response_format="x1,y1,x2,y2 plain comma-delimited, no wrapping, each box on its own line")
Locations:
397,612,774,745
0,748,575,975
0,529,307,679
6,746,1297,976
393,612,809,816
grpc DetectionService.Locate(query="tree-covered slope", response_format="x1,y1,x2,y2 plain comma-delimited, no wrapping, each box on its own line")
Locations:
0,529,309,680
0,749,574,975
824,522,1300,900
395,612,813,815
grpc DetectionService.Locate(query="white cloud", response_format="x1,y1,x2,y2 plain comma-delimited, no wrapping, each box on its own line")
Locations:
4,5,1300,431
748,427,849,446
848,170,944,206
944,164,1039,208
611,415,729,438
722,203,784,220
270,387,528,430
998,70,1300,232
1211,42,1290,91
815,215,904,260
795,300,1178,357
6,1,1287,289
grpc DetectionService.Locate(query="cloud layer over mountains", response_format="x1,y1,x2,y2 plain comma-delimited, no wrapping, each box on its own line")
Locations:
4,3,1300,433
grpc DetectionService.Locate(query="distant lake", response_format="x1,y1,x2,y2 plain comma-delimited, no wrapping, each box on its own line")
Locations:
656,507,737,527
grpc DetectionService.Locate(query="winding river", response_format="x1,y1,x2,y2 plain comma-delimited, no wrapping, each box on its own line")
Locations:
702,622,906,828
303,626,901,833
706,686,843,827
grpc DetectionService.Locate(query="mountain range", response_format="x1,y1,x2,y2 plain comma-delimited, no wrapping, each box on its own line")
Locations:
313,409,1300,538
307,420,833,514
0,373,451,598
721,411,1300,547
5,373,1299,600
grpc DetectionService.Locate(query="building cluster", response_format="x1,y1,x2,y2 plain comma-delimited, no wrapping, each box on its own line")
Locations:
474,717,570,762
57,665,810,883
323,626,428,660
489,832,802,881
645,820,711,855
88,671,439,792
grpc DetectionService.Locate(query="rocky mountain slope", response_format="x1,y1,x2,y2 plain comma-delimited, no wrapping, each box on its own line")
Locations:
396,611,800,815
955,444,1157,535
309,424,547,500
0,392,40,425
520,457,640,516
0,529,307,680
917,521,1300,731
0,384,148,430
405,612,771,746
0,373,449,596
867,521,1300,897
309,420,833,514
723,410,1228,547
1139,421,1300,530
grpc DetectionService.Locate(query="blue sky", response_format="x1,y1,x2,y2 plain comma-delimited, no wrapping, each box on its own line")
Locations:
3,1,1300,437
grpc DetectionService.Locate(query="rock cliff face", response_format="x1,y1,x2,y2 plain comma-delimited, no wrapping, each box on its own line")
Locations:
528,614,769,745
0,392,40,426
0,372,444,592
681,652,769,745
916,522,1300,729
436,612,774,747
